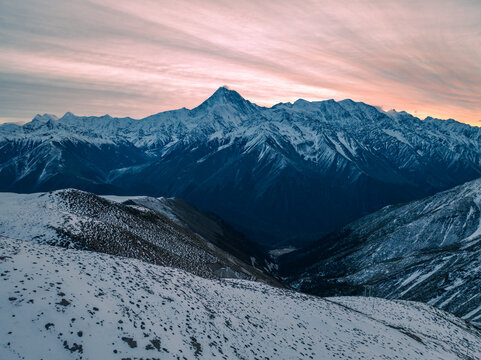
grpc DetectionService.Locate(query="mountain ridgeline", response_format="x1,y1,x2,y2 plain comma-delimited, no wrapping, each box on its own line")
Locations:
1,87,481,247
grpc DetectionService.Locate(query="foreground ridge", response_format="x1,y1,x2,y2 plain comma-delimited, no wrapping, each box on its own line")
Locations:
0,189,277,284
1,237,480,359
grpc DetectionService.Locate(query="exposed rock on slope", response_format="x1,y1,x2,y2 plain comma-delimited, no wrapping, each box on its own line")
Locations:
104,195,272,271
0,190,277,284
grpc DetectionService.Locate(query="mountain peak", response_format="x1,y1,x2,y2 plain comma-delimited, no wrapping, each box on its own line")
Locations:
60,111,76,121
192,86,256,115
213,85,232,94
293,98,311,106
206,86,246,105
32,113,58,122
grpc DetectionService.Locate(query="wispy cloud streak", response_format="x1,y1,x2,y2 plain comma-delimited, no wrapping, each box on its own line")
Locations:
0,0,479,123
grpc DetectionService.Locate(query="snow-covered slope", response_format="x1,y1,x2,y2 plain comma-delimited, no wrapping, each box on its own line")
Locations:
281,177,481,326
0,190,277,285
1,236,480,360
2,87,481,246
103,195,273,270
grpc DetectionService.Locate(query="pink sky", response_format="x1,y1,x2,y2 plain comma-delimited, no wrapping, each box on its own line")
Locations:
0,0,480,124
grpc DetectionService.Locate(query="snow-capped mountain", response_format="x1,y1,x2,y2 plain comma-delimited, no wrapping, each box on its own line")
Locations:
1,236,481,359
280,177,481,326
2,87,481,246
0,190,277,285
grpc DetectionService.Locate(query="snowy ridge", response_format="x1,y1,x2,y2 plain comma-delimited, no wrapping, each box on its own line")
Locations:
101,194,274,271
1,236,480,360
102,195,182,223
281,177,481,325
3,88,479,159
0,190,277,285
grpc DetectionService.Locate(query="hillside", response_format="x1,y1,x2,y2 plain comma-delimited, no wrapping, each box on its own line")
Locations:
0,189,277,285
1,237,480,359
281,177,481,326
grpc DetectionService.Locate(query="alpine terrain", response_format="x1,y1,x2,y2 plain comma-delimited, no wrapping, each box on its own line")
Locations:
2,87,481,246
0,190,277,284
280,177,481,326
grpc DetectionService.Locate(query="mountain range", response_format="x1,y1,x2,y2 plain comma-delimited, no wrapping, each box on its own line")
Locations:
2,87,481,247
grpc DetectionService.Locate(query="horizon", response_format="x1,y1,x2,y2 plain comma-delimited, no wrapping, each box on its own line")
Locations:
2,86,478,126
1,0,480,125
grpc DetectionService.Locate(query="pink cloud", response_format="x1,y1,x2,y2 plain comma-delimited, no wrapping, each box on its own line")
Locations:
0,0,479,123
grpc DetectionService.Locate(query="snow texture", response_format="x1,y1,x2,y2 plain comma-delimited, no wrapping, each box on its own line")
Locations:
1,236,480,360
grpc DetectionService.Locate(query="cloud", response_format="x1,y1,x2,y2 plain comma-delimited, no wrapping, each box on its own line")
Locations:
0,0,479,123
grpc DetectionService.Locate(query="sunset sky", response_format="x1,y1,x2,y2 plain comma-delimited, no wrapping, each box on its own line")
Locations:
0,0,480,124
